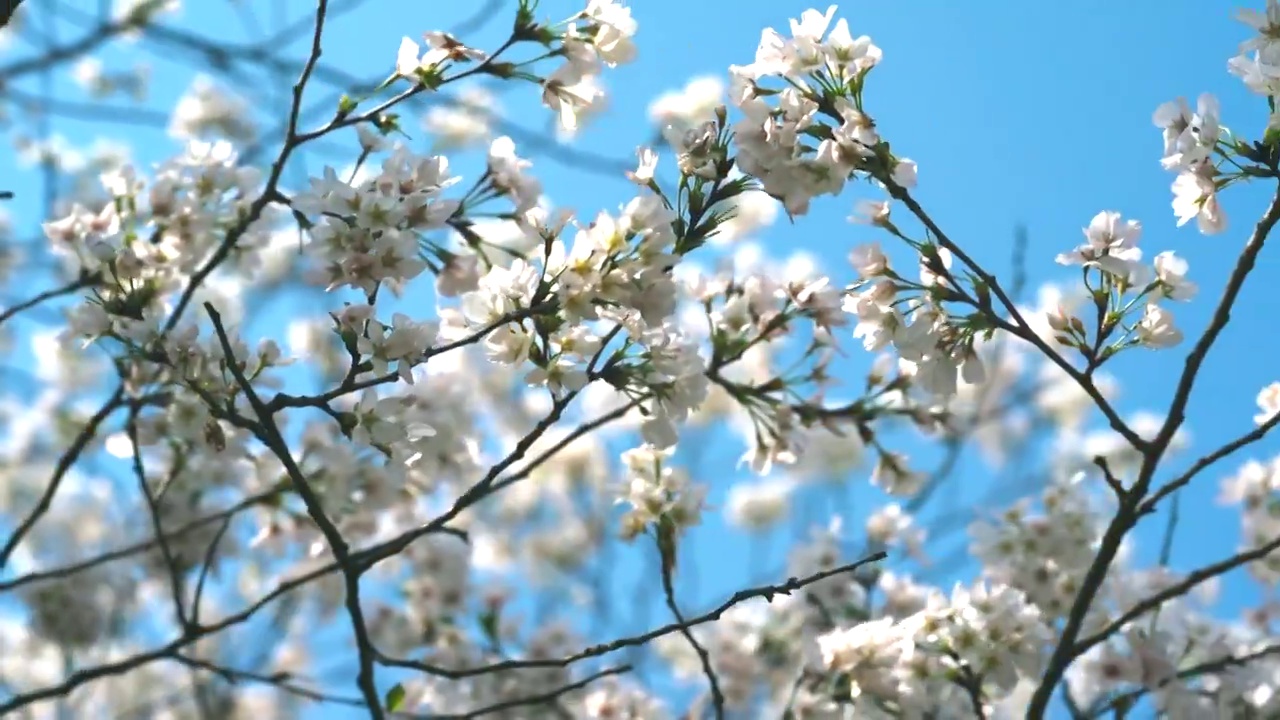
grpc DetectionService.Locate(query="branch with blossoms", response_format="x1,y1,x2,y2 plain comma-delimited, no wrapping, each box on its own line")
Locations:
378,552,887,677
9,0,1280,718
1,0,537,568
1025,187,1280,717
3,72,906,712
1084,641,1280,718
683,1,1280,717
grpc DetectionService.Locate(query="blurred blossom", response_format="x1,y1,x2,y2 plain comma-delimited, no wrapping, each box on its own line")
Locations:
169,75,256,143
423,87,499,150
712,189,780,245
649,75,725,132
726,477,793,530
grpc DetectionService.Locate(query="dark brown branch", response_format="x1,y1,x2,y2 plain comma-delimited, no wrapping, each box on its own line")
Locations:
0,0,22,30
380,552,887,678
206,297,385,719
1026,182,1280,717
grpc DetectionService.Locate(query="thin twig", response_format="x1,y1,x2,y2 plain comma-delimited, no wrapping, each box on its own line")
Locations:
1088,642,1280,717
380,552,888,678
1140,408,1280,515
0,386,126,568
658,534,725,719
0,273,98,327
1074,530,1280,658
433,665,632,720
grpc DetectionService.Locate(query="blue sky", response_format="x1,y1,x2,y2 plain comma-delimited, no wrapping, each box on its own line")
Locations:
2,0,1280,717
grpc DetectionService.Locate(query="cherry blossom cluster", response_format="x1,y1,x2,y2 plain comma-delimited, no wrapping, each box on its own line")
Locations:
396,0,636,134
44,140,270,346
970,474,1103,623
1220,454,1280,586
727,6,907,216
651,518,1052,715
843,238,989,400
292,146,459,297
1051,210,1198,354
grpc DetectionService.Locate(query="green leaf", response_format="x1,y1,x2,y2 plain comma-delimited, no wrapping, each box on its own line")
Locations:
385,683,406,712
479,607,501,645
